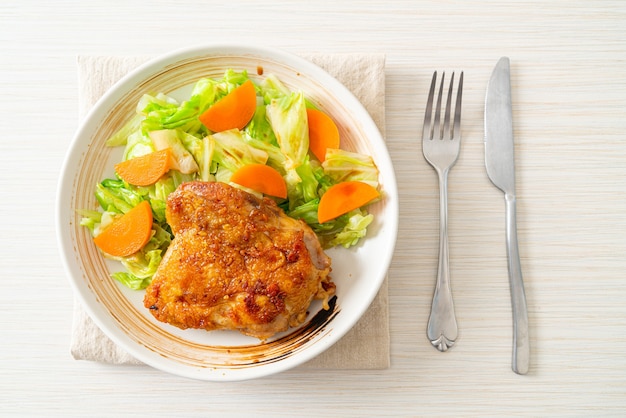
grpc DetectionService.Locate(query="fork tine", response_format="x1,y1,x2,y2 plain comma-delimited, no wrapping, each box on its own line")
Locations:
422,71,437,140
433,72,445,140
443,72,455,140
453,72,464,139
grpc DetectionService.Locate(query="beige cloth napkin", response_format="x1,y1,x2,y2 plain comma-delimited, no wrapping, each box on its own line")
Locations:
71,53,389,369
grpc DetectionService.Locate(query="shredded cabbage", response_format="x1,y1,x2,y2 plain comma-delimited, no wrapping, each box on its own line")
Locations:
81,69,380,290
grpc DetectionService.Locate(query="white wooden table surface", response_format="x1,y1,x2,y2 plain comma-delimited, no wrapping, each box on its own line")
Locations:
2,1,625,416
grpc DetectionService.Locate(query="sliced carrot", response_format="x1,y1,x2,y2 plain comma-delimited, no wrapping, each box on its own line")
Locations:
199,79,257,132
114,148,172,186
317,181,379,223
93,201,153,257
230,164,287,199
307,108,340,162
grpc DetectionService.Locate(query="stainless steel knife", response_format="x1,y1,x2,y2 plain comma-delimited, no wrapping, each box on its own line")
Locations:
484,57,530,375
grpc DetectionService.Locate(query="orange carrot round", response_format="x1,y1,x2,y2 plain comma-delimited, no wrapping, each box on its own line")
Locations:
199,79,257,132
307,108,340,162
93,201,154,257
230,164,287,199
317,181,379,223
114,148,172,186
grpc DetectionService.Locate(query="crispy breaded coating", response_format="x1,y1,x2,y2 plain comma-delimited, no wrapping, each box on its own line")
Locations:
144,181,334,340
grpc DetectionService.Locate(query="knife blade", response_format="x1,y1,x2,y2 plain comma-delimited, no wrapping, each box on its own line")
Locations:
484,57,530,375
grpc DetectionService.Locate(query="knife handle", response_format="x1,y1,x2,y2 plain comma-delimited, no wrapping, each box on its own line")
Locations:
505,193,530,374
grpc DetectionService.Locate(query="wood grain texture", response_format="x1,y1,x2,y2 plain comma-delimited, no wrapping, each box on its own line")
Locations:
1,0,625,416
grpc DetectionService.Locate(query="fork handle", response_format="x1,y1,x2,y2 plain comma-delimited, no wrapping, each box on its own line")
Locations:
505,193,530,374
427,170,458,352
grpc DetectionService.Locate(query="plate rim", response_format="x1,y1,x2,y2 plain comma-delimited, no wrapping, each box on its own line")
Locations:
56,43,398,381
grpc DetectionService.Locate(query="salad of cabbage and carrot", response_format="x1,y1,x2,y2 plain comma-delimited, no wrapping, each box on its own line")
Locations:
80,70,380,290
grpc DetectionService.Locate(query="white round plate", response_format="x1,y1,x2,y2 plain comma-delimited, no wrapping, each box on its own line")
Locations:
56,44,398,381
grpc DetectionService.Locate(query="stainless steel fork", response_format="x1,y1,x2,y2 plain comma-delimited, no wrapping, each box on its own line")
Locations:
422,71,463,352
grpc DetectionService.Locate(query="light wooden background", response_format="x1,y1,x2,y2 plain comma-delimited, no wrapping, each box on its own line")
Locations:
1,1,625,416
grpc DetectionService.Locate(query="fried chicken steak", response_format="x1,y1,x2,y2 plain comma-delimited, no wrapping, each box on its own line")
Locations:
144,181,335,340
